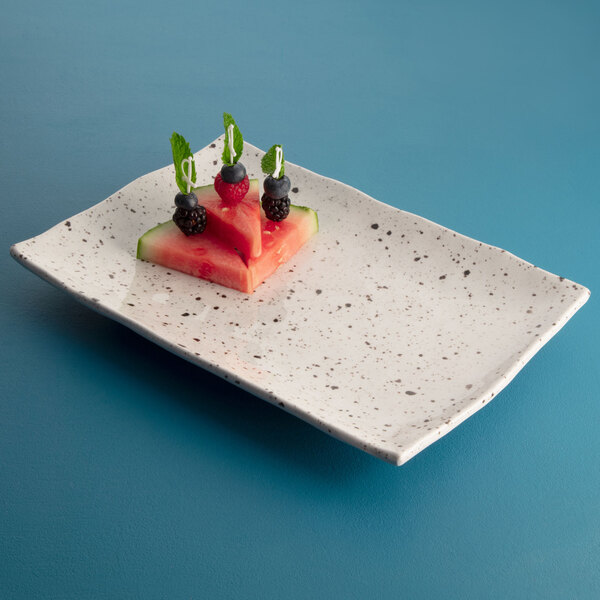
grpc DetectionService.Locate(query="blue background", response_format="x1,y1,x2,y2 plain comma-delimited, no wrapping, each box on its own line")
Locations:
1,1,599,598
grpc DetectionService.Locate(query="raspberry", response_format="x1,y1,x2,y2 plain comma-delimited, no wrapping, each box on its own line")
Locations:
262,194,290,222
214,172,250,202
173,205,207,236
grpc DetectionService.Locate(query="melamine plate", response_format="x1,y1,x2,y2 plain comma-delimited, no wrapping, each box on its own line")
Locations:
10,136,590,465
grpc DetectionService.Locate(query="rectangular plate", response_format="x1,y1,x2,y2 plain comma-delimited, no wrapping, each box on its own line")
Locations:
10,137,590,465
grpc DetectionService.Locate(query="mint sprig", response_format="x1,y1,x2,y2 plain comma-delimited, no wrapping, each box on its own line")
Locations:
170,132,195,194
222,113,244,165
261,144,285,179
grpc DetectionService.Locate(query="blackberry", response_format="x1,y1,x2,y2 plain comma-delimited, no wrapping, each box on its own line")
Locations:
173,205,207,236
262,194,290,222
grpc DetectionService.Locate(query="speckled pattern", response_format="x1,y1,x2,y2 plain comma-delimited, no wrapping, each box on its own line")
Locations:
10,136,590,465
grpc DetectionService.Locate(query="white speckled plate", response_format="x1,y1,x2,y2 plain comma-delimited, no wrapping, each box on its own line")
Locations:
10,136,590,465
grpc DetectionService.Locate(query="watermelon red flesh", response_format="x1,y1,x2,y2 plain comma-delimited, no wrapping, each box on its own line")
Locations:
136,205,318,293
137,221,253,292
193,179,261,260
249,206,320,288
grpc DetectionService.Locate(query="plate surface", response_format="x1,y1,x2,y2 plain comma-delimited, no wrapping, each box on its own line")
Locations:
10,136,590,465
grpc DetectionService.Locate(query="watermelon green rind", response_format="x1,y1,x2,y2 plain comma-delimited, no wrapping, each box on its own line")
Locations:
290,205,319,231
137,221,167,259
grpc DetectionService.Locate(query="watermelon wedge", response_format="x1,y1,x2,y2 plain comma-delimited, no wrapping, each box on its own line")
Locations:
193,179,262,260
248,206,320,286
137,205,318,293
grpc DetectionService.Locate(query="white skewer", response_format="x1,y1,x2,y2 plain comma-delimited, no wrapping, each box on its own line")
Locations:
181,157,198,194
273,146,283,179
227,124,236,163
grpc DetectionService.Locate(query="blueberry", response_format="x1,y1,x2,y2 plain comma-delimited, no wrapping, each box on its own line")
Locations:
220,162,246,183
263,175,291,199
175,191,198,210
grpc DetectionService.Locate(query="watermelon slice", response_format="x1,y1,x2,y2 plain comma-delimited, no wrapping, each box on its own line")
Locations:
137,205,318,293
248,206,320,286
136,221,252,292
193,179,262,260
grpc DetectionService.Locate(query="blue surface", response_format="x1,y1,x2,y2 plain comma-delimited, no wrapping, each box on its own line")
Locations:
1,1,599,598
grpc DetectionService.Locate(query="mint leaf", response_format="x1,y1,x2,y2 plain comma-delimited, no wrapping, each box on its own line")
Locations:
261,144,285,178
222,113,244,165
170,132,195,193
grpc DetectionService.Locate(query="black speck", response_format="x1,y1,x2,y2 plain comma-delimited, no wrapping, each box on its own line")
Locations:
316,289,322,295
65,221,71,227
371,223,379,230
210,143,216,148
405,391,416,396
213,306,219,310
439,275,446,280
182,312,190,317
463,270,471,277
291,187,299,193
